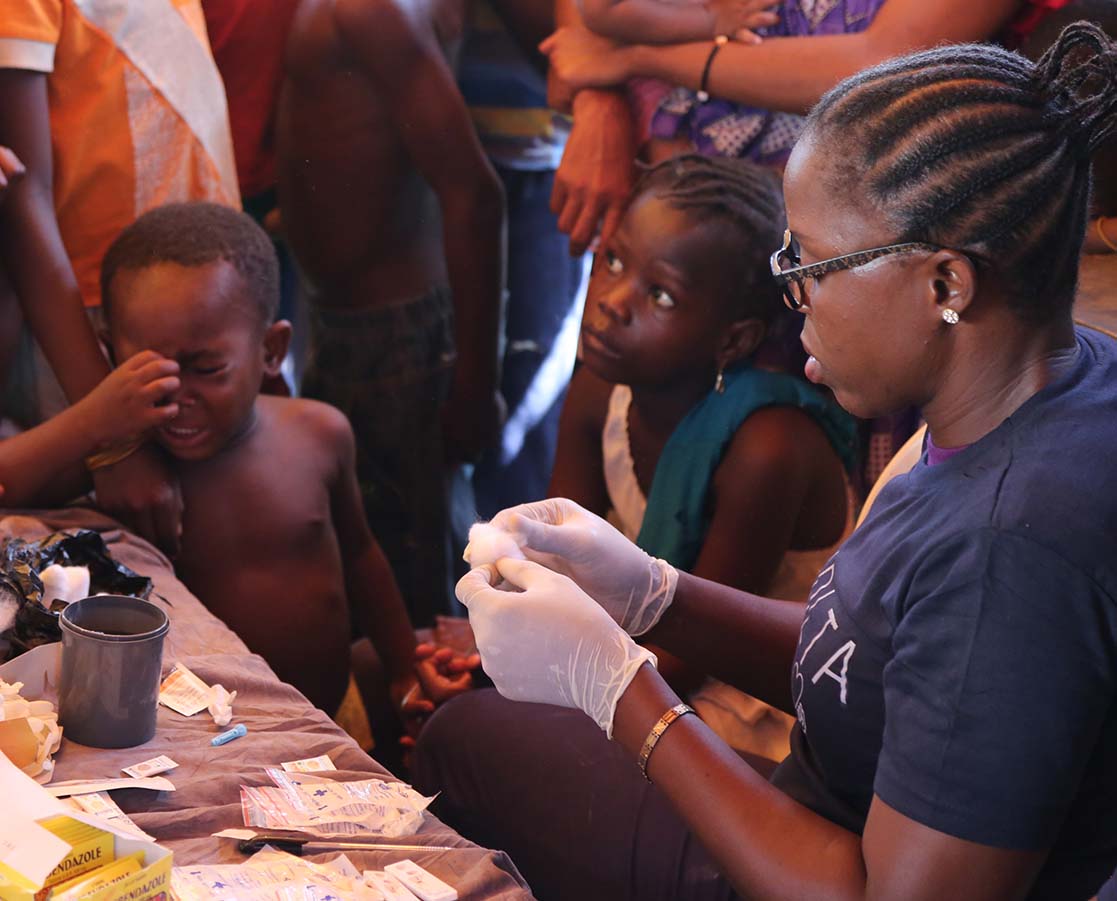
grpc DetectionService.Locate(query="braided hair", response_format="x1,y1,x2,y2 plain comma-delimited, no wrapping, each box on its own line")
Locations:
803,21,1117,324
633,154,786,324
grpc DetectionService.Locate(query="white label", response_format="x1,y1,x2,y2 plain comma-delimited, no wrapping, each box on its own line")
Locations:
384,860,458,901
280,754,336,773
123,755,179,778
158,664,211,717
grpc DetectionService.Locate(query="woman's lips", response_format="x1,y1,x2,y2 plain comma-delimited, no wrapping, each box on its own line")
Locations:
801,335,822,383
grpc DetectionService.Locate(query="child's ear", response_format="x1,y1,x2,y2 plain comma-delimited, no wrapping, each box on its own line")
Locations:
718,318,766,370
261,320,292,377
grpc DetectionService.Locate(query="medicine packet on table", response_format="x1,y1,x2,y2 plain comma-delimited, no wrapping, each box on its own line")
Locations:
61,790,155,842
240,769,434,838
172,845,367,901
123,754,179,778
280,754,336,774
159,663,212,717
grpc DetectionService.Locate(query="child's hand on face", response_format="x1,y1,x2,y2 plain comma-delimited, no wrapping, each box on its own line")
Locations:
82,350,181,449
704,0,779,43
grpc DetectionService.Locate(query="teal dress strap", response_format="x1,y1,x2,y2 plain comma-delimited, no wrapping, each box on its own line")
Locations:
635,366,857,571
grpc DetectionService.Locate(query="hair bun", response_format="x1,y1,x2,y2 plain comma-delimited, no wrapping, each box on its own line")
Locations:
1034,20,1117,155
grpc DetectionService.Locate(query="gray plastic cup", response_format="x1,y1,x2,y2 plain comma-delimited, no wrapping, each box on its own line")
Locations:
58,595,169,749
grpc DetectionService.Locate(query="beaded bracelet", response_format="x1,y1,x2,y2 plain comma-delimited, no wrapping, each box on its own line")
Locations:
637,702,696,781
696,34,729,103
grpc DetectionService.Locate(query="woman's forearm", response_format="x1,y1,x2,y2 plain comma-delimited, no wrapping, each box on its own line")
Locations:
617,0,1021,114
582,0,714,44
643,570,804,712
613,665,867,899
623,31,891,113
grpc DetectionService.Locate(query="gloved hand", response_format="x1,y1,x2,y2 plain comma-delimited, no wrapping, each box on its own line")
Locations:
456,557,657,737
488,498,678,636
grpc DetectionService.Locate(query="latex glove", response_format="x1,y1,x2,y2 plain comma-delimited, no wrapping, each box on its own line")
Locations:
489,498,678,636
457,558,656,737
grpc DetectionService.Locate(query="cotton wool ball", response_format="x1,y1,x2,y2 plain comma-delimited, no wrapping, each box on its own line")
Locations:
464,522,526,568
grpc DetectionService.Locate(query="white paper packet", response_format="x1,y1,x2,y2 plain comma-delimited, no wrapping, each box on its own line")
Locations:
240,771,434,838
158,663,212,716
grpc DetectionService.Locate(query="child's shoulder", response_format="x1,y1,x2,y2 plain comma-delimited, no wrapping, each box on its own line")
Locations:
714,404,841,501
258,395,355,451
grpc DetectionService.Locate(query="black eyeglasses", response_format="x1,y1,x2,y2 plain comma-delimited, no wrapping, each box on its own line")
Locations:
769,229,943,311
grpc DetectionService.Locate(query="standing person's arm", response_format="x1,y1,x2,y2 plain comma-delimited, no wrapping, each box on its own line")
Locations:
577,0,778,45
334,0,505,463
0,71,112,401
486,0,556,66
543,0,1023,113
548,0,637,256
0,70,183,554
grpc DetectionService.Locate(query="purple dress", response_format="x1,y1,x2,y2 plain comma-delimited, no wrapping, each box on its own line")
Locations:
641,0,888,166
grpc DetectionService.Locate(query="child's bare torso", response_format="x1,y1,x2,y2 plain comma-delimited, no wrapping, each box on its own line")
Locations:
277,0,462,307
173,396,352,713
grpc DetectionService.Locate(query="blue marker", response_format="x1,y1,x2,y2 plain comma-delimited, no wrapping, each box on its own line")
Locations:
211,723,247,746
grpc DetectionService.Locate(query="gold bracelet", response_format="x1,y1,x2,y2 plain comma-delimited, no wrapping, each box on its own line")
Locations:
1097,216,1117,253
637,702,696,781
85,437,144,472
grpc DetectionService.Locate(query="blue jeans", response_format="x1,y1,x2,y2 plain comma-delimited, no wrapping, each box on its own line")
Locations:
471,166,586,518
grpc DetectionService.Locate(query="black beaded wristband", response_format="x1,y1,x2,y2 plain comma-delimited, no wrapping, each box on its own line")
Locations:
696,34,729,103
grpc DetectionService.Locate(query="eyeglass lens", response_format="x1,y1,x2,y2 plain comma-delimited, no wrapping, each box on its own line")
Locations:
778,233,805,310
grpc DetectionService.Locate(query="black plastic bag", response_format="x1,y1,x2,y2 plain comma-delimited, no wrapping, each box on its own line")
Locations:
0,530,152,659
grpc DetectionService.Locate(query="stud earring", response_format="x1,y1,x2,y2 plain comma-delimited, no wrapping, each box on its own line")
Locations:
942,308,960,325
714,368,725,394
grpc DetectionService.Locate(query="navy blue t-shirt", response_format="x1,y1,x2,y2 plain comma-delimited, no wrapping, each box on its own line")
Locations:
771,327,1117,900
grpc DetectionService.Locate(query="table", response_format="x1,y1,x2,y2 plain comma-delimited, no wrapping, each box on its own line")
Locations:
5,507,533,899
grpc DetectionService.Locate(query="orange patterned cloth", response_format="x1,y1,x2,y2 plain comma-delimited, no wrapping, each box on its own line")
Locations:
0,0,240,307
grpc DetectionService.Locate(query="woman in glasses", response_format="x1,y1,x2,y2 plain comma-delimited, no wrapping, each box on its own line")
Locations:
418,22,1117,901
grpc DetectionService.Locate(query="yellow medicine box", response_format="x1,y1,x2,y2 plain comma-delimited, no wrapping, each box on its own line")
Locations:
0,816,114,901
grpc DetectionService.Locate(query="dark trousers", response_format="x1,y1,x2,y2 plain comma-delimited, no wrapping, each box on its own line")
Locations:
415,689,753,901
301,290,455,627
